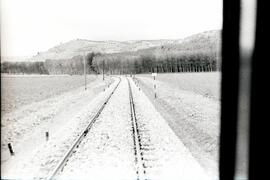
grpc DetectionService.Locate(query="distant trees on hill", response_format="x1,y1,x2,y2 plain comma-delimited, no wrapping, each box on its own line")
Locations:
1,61,49,74
1,31,221,75
86,52,101,74
0,53,100,75
44,52,101,74
44,55,84,74
1,49,220,75
92,31,221,74
92,49,220,75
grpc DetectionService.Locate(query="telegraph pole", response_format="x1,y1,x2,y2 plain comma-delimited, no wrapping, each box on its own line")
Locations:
84,53,87,90
103,60,105,81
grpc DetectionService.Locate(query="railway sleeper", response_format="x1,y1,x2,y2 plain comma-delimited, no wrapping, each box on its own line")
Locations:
140,147,155,151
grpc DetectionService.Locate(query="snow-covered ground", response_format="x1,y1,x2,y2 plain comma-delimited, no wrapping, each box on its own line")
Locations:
134,72,220,178
136,72,220,100
1,74,99,115
58,77,136,179
57,77,210,180
1,74,217,179
129,78,210,179
1,76,115,179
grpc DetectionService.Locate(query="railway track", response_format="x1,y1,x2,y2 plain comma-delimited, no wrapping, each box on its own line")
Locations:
127,77,147,180
44,76,211,180
47,77,149,180
47,77,121,180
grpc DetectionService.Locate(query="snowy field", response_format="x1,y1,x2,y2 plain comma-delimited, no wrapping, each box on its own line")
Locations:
134,72,221,178
136,72,220,100
1,73,220,179
1,75,114,177
1,74,99,115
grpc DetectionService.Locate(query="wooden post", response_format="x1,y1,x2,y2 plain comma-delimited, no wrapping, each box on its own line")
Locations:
46,132,49,141
84,53,87,90
8,143,14,156
154,74,156,98
103,60,105,81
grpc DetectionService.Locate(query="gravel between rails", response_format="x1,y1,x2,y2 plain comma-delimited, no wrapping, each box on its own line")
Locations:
58,77,136,179
58,77,210,180
2,75,212,179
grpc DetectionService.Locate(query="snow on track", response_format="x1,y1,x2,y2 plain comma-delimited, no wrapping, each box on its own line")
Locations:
58,77,210,179
129,77,210,179
58,77,136,179
134,75,220,178
2,76,211,179
1,77,117,179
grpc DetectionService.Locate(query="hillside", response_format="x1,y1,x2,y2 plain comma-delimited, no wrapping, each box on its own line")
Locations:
29,39,180,62
1,30,221,75
139,30,221,53
1,56,32,63
92,30,221,74
2,30,220,63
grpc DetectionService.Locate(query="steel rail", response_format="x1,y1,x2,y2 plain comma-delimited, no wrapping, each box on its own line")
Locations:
47,77,121,180
127,77,146,180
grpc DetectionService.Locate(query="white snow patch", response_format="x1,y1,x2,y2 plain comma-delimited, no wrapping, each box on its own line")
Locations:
1,77,116,179
59,77,136,179
129,77,211,180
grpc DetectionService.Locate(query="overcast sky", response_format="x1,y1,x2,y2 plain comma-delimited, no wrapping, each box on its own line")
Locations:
1,0,222,57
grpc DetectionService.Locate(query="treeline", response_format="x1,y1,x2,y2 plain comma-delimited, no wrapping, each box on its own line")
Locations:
1,31,221,75
1,49,220,75
44,55,85,74
1,52,100,75
92,49,220,75
93,31,221,74
1,61,49,74
44,52,100,74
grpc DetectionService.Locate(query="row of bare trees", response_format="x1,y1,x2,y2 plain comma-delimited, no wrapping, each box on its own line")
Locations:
44,55,84,74
1,31,221,75
1,61,49,74
1,52,100,75
92,49,220,75
1,50,219,75
92,31,221,74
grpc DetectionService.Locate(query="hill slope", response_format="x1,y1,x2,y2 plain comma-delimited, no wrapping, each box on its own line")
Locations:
30,39,179,62
29,30,220,62
1,30,221,74
139,30,221,53
91,30,221,74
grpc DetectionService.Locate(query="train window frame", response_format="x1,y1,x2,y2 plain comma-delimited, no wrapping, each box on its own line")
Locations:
219,0,266,179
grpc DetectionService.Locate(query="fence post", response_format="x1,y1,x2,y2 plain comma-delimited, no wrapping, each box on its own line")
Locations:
154,76,156,98
8,143,14,156
46,131,49,141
